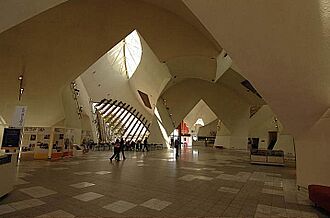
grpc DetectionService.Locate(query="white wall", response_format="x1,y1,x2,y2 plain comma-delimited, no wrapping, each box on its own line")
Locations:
215,49,232,81
79,30,172,128
276,135,295,157
154,98,174,136
129,33,172,114
75,77,97,142
148,115,167,146
214,120,232,148
296,109,330,187
79,53,150,120
184,0,330,187
61,85,81,129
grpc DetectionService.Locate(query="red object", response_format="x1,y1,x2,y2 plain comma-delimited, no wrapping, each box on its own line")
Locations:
308,185,330,213
180,121,189,135
51,152,62,160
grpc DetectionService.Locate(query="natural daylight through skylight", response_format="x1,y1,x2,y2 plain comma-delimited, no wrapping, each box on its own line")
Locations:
107,30,142,79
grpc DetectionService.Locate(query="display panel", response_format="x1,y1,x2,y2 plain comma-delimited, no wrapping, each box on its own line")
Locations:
1,128,21,147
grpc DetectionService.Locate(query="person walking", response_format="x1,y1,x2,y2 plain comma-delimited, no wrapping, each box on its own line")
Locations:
143,137,149,152
110,139,120,161
120,138,126,160
174,138,180,159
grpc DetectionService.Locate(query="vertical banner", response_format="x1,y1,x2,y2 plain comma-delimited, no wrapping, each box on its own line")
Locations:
11,106,27,128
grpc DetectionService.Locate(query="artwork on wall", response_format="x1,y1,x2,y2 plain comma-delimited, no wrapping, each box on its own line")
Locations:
21,127,51,152
30,135,36,141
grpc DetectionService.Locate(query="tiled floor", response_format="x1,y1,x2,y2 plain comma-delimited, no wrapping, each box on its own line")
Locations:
0,146,329,217
103,200,137,213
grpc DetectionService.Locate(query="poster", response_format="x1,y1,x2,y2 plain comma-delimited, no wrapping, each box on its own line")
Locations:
1,128,21,148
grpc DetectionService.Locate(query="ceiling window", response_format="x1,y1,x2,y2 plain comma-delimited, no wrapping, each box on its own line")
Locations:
107,30,142,79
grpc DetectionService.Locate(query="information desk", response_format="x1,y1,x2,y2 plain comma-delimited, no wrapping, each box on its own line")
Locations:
0,153,17,198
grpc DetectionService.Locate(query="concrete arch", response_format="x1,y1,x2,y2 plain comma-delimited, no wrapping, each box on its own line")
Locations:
0,0,219,127
161,78,251,148
184,0,330,187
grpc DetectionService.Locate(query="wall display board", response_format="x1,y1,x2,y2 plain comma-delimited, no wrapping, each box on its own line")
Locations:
51,128,77,159
1,128,21,149
63,128,75,157
52,128,65,160
21,127,51,160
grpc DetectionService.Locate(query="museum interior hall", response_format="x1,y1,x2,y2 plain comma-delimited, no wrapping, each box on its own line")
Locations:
0,0,329,217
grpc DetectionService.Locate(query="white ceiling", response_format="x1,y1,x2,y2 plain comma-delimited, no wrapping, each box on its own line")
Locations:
184,99,218,130
0,0,68,33
184,0,330,137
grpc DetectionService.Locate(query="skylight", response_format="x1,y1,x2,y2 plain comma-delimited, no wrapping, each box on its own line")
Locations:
125,30,142,78
107,30,142,79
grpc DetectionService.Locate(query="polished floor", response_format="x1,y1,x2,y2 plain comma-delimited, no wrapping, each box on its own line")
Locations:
0,147,328,217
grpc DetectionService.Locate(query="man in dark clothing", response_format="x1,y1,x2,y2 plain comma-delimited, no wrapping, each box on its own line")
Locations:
174,139,180,159
110,139,120,161
143,137,149,152
120,138,126,160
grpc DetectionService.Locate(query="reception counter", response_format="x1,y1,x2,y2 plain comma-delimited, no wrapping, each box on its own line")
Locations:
0,153,17,198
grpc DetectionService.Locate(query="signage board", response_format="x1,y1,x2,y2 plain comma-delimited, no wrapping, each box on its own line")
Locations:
1,128,21,148
11,106,27,128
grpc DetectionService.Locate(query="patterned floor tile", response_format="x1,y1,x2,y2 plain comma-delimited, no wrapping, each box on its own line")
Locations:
73,192,104,202
140,198,172,211
19,186,57,198
36,209,75,218
103,200,137,213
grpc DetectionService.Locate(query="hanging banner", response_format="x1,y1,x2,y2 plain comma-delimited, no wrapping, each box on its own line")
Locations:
11,106,27,128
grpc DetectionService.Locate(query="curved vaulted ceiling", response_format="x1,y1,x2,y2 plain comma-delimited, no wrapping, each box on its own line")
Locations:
161,78,251,133
0,0,68,33
0,0,220,126
183,0,330,137
183,0,330,187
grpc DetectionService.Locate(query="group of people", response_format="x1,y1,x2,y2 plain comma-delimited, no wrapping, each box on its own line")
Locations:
109,137,149,161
